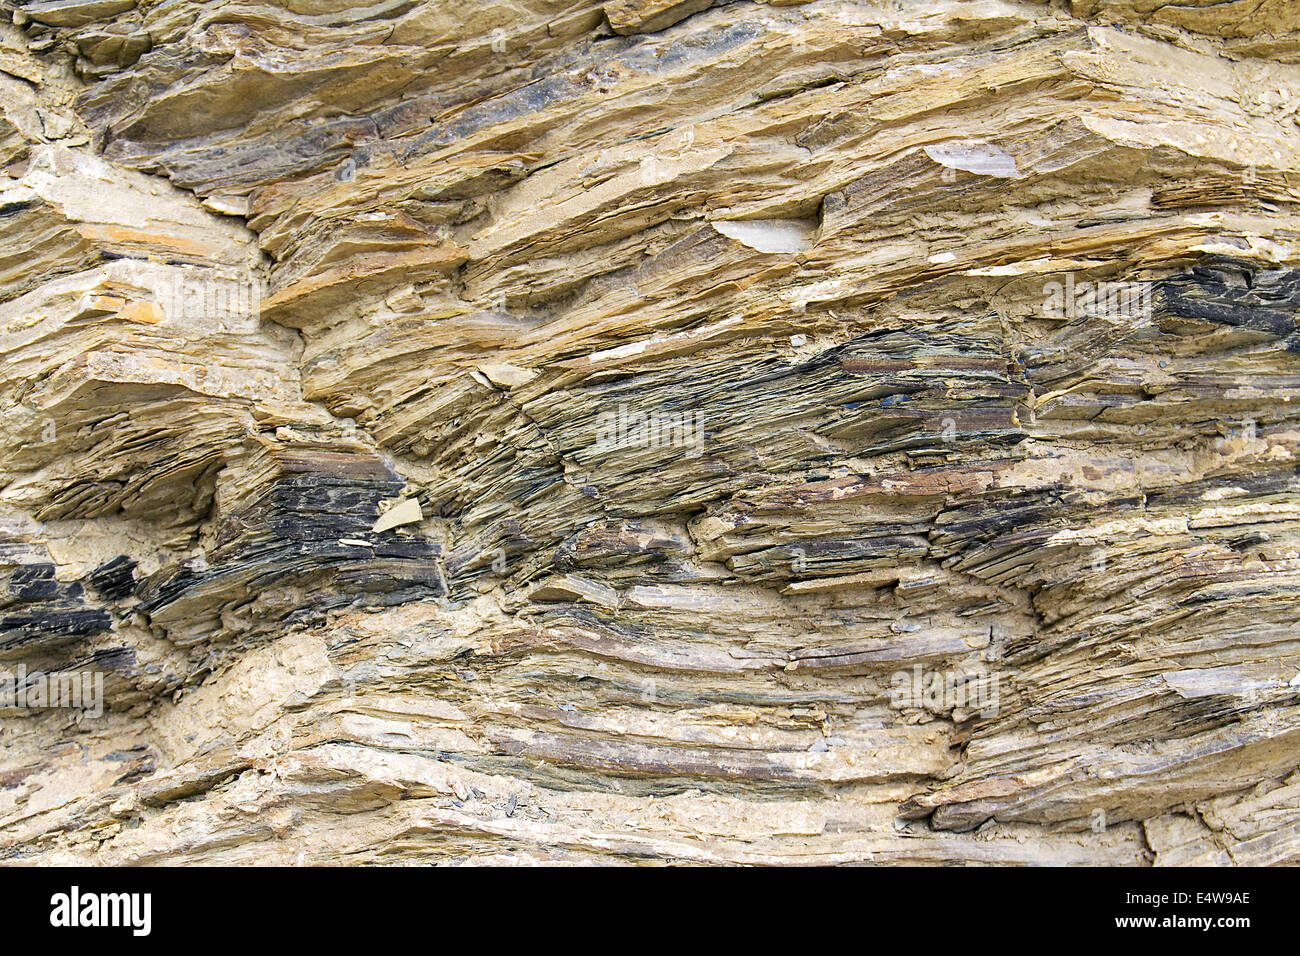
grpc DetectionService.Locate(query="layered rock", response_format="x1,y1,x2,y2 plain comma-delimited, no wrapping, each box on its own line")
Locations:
1,0,1299,865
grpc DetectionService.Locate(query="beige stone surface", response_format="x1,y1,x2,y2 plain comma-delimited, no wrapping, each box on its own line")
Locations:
1,0,1299,865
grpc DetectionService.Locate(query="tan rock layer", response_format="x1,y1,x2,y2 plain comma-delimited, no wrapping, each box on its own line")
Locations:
1,0,1298,865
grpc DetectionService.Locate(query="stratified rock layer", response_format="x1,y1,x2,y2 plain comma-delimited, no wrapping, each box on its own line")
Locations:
1,0,1299,865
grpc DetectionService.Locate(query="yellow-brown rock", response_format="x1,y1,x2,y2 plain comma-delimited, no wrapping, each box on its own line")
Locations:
1,1,1299,866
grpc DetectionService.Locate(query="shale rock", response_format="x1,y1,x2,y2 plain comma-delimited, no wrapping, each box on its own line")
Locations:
1,0,1299,865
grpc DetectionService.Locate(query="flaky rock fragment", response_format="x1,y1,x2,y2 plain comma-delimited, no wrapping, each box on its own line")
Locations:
604,0,716,35
1,0,1299,866
372,497,423,534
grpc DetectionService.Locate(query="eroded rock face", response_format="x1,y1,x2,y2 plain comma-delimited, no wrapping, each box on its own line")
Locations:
1,0,1298,865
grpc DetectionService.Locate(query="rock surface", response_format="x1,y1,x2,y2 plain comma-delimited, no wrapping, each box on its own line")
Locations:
1,0,1299,865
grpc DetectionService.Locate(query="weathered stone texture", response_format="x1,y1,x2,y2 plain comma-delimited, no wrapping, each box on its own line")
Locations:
1,0,1299,865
